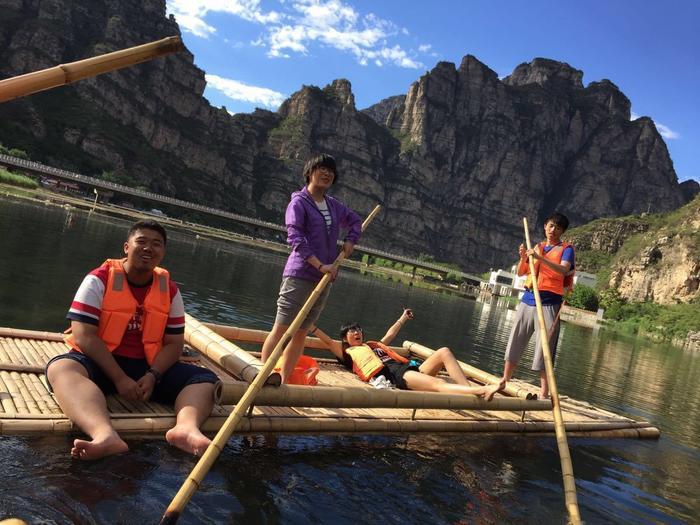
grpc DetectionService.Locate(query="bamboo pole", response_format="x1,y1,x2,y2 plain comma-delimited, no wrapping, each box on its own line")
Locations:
184,315,280,385
403,341,538,399
0,327,65,342
0,36,184,103
160,204,381,524
523,217,581,524
0,412,661,438
205,323,410,356
214,381,552,411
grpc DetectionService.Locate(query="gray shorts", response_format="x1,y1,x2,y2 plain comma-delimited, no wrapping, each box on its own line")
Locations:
274,276,331,329
504,301,562,371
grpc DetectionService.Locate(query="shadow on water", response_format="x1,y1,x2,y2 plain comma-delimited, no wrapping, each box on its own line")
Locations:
1,198,699,524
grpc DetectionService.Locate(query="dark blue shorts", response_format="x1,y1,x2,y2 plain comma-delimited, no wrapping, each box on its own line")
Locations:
381,362,420,390
46,351,218,405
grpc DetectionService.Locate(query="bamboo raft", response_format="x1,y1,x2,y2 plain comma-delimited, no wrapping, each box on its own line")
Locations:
0,318,660,439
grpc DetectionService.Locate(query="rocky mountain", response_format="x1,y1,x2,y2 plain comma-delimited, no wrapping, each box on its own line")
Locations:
566,194,700,304
0,0,692,275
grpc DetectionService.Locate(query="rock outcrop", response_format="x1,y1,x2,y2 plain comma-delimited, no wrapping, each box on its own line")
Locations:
0,0,692,279
567,195,700,304
566,218,651,256
607,195,700,304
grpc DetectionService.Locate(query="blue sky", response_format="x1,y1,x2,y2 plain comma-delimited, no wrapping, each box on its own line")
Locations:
166,0,698,183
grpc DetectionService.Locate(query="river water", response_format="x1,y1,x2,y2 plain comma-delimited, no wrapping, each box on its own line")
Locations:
0,197,697,524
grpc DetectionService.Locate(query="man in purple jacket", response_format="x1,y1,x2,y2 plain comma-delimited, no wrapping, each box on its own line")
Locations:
261,153,362,383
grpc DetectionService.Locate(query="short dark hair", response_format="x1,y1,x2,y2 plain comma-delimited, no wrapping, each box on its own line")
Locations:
303,153,338,184
127,220,167,245
544,212,570,232
340,322,362,347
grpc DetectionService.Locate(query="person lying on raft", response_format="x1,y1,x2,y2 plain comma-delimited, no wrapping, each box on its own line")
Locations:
311,309,504,400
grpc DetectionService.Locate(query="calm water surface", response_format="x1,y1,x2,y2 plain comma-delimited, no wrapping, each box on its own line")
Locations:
0,198,698,524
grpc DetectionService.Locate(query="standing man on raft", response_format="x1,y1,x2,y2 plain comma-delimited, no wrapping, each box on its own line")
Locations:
46,220,217,460
500,212,575,399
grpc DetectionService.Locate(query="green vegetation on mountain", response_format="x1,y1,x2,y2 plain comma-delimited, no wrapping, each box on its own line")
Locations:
565,195,700,342
0,167,37,189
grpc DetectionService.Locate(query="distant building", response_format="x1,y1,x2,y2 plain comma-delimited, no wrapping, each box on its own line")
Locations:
489,269,516,288
573,271,597,288
57,181,80,193
486,269,521,296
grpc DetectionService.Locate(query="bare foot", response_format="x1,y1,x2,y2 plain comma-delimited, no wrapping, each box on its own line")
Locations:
71,433,128,460
166,424,211,456
483,382,503,402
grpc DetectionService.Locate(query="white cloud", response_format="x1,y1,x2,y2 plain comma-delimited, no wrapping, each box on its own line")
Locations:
265,1,423,69
167,0,281,38
173,13,217,38
655,123,680,140
418,44,431,53
631,112,680,140
167,0,424,69
206,74,287,108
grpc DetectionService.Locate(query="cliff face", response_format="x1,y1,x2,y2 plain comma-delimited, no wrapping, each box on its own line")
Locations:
607,196,700,304
0,0,275,212
0,0,690,277
566,195,700,304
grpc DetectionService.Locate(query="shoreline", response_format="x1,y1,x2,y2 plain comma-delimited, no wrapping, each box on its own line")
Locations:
0,183,474,299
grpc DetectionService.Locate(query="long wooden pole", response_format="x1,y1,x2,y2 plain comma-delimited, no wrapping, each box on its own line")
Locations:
159,204,381,524
523,217,581,523
546,300,565,343
0,36,184,103
214,381,552,411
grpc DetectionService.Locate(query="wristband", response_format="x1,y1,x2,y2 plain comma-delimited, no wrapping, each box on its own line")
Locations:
317,262,323,270
147,367,162,384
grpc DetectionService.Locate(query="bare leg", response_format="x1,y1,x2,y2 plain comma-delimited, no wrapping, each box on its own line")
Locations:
419,347,471,385
280,330,308,384
502,359,518,384
403,371,502,401
539,370,550,399
165,382,215,456
260,323,289,363
47,359,128,460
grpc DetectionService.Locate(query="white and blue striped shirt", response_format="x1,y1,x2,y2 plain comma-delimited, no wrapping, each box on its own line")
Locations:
315,199,332,232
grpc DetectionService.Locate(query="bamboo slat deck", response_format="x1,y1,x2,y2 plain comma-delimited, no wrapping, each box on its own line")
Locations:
0,327,660,439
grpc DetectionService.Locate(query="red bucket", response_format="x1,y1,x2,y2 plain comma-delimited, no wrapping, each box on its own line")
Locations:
275,355,320,386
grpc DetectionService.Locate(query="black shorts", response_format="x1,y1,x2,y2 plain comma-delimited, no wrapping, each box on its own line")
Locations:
381,362,419,390
46,350,218,405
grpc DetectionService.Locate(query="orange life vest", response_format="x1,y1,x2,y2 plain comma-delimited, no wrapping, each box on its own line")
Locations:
521,242,574,295
345,340,409,382
65,259,171,365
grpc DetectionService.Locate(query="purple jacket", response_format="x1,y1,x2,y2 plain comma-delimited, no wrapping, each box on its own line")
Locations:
283,187,362,282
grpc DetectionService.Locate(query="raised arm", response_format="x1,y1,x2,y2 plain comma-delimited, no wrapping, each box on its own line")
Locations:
309,326,344,360
379,309,413,346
